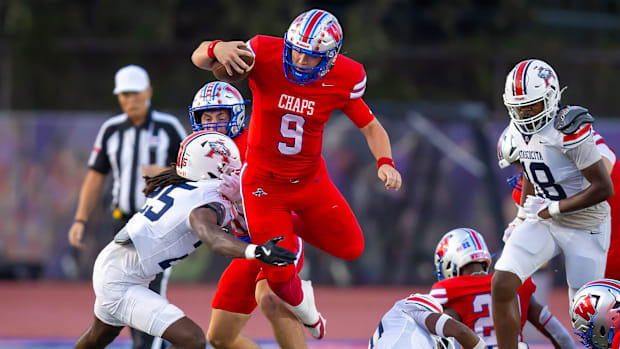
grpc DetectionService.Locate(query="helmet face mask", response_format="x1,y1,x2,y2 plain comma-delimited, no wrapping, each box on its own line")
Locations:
571,279,620,349
283,9,343,84
434,228,492,281
189,82,247,137
176,131,242,182
503,59,562,135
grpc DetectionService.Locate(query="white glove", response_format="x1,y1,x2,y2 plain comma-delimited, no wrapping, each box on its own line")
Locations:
218,173,241,202
523,195,550,219
503,216,524,243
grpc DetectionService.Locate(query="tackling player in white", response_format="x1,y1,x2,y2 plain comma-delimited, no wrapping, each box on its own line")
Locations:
74,131,296,349
491,59,614,349
369,293,486,349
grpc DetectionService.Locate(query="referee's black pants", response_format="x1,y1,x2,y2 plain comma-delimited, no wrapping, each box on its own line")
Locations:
112,215,170,349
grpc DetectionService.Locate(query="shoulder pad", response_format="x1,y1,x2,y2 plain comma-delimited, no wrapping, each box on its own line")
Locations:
554,106,594,135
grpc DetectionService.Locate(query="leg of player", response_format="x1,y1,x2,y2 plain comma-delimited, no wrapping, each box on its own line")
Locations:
159,316,207,349
255,279,307,348
74,317,124,349
206,310,259,349
491,270,523,349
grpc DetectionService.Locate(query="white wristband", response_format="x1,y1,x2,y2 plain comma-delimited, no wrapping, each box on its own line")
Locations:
244,244,257,259
517,205,526,219
548,201,561,217
434,313,450,338
472,338,486,349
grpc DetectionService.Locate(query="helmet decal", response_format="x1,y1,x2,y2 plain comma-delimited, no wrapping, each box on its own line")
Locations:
571,279,620,349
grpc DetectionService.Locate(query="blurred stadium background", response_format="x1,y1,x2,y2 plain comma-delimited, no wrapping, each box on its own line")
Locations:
2,0,620,347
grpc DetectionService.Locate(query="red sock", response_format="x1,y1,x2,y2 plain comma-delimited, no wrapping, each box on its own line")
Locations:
268,273,303,306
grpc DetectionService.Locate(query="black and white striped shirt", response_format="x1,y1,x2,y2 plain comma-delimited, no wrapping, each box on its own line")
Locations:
88,110,187,215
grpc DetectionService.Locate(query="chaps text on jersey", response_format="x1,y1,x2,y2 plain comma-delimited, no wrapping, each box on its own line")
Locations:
278,94,315,116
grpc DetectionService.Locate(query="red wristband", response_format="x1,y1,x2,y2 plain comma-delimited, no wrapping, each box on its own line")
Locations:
377,157,395,170
207,40,222,60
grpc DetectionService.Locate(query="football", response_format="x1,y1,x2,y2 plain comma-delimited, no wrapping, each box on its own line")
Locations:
212,45,254,83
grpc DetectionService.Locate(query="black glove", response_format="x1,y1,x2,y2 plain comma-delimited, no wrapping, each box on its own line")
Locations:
253,236,296,267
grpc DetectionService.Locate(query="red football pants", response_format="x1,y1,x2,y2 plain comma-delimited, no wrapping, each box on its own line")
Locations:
605,161,620,280
212,234,304,314
240,159,364,284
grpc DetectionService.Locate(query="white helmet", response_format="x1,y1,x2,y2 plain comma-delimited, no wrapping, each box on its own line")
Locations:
434,228,492,281
503,59,562,135
176,131,242,181
189,82,246,137
497,126,520,169
284,9,343,84
571,279,620,349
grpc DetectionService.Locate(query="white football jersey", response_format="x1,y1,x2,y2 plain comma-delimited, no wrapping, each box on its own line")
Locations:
369,297,440,349
124,179,235,276
507,120,609,229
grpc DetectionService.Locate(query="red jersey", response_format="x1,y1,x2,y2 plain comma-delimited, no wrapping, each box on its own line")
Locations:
430,274,536,347
245,35,374,177
613,331,620,349
233,129,249,163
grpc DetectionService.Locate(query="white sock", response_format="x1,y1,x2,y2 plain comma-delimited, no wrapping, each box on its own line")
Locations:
290,281,320,325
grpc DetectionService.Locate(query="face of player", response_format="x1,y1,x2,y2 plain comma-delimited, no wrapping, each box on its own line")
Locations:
515,100,544,120
200,109,230,134
291,50,322,69
117,88,152,122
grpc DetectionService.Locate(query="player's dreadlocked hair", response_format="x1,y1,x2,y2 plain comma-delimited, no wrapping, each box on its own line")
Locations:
143,165,190,197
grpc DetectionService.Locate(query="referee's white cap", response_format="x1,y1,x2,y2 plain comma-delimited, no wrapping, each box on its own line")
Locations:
113,65,150,94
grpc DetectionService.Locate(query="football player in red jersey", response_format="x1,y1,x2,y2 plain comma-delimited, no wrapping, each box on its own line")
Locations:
430,228,575,348
191,9,402,339
498,126,620,281
188,82,309,348
570,279,620,349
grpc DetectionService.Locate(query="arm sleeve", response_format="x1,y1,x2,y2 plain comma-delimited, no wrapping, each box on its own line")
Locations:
565,134,602,170
341,98,374,128
246,36,259,56
349,66,367,99
185,190,235,229
246,36,260,84
88,122,111,174
429,286,449,305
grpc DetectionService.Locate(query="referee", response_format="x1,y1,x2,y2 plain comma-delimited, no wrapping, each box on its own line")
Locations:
68,65,187,349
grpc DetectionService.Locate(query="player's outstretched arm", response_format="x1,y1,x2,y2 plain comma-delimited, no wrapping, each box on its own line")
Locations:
191,40,253,75
359,118,402,190
68,170,106,248
189,206,295,266
424,313,485,349
527,297,576,349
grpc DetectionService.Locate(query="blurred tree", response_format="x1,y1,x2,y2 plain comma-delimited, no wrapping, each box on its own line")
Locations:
2,0,620,118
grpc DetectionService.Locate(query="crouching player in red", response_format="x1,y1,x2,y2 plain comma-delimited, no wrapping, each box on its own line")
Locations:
192,9,402,339
571,279,620,349
430,228,575,348
188,81,309,348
